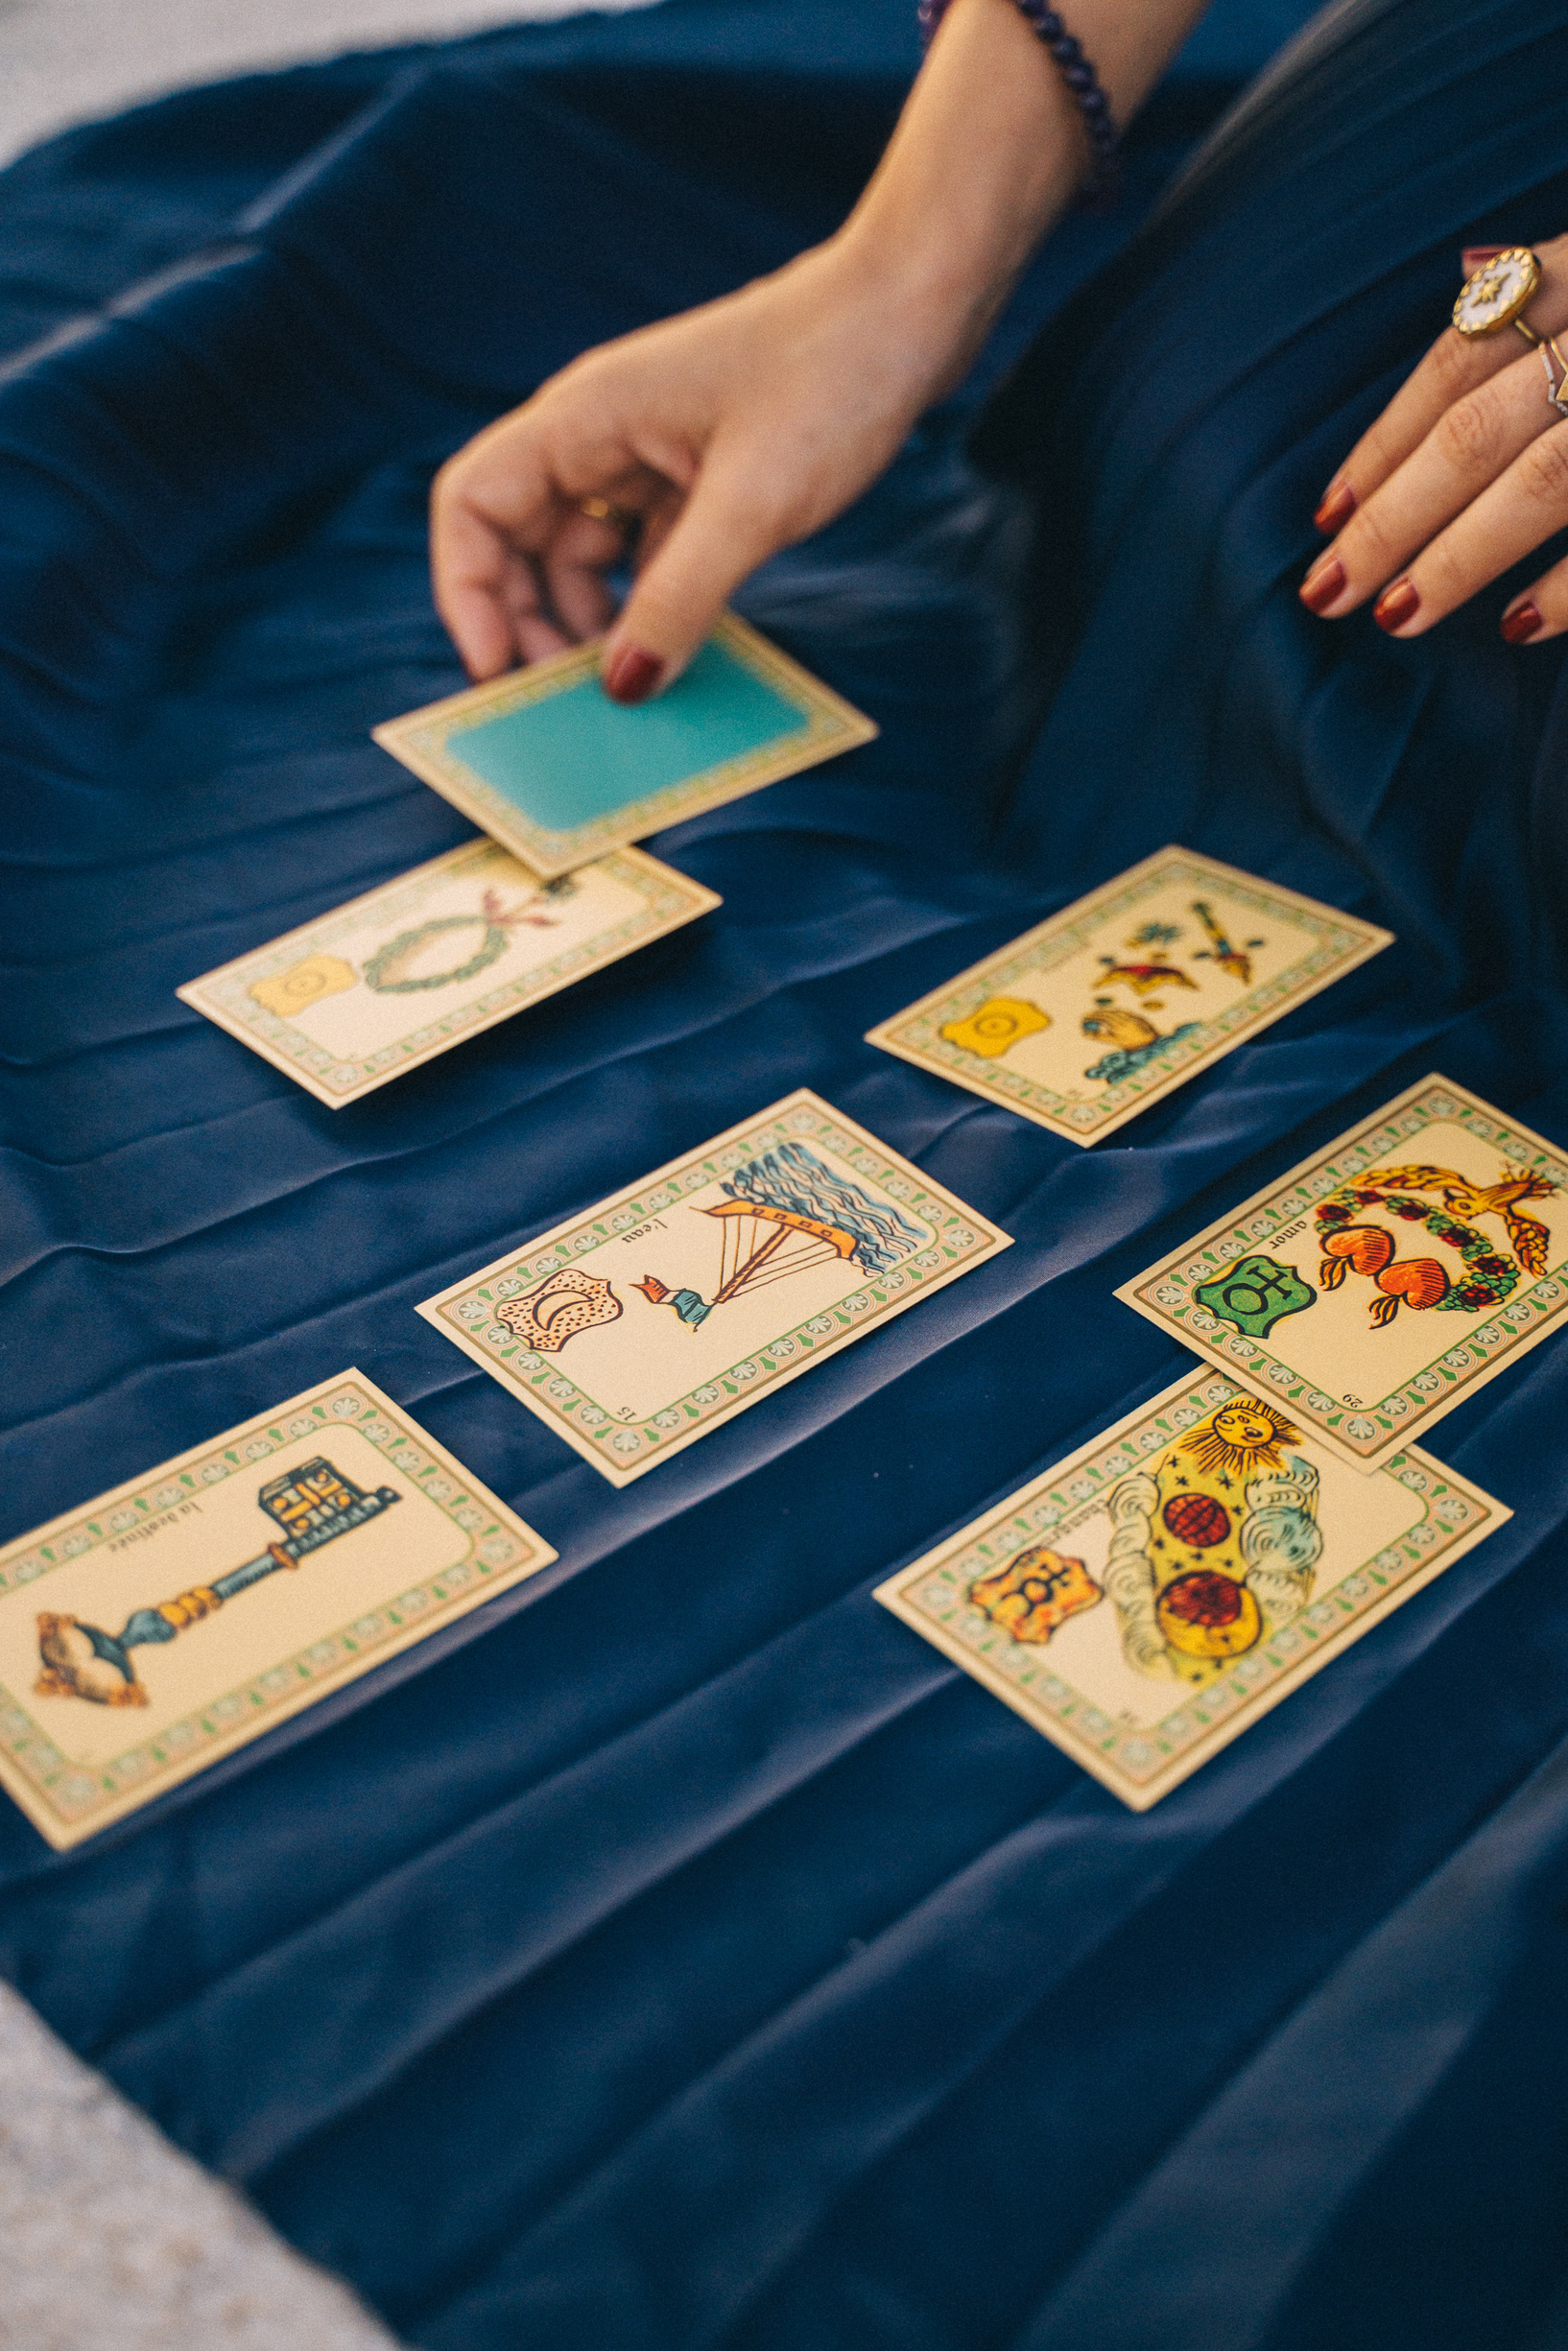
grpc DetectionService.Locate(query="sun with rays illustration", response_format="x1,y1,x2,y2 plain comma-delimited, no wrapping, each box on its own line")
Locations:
1177,1397,1302,1483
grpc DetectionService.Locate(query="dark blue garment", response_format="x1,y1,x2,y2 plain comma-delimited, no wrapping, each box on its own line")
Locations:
5,3,1568,2347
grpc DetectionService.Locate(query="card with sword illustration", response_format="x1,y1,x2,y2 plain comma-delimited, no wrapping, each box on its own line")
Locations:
0,1372,555,1848
866,847,1391,1145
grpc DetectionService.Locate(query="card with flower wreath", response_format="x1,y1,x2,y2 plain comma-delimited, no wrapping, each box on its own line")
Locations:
865,846,1391,1145
875,1367,1509,1809
416,1090,1011,1485
1117,1076,1568,1471
178,839,719,1107
0,1372,555,1848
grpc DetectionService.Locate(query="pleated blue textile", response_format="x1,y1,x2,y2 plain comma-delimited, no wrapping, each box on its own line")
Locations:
5,1,1568,2345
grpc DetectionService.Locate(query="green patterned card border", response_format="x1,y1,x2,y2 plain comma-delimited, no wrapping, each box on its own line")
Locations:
182,843,713,1104
1122,1080,1568,1463
373,612,877,879
868,849,1391,1142
879,1370,1508,1807
421,1091,1010,1484
0,1376,553,1841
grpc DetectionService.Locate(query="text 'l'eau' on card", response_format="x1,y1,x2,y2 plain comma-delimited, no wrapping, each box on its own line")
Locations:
0,1372,556,1849
372,611,877,880
417,1090,1012,1486
1117,1075,1568,1472
865,846,1392,1146
875,1367,1509,1810
178,839,720,1108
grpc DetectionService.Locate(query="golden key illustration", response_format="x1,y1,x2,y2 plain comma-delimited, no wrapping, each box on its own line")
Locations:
35,1457,400,1707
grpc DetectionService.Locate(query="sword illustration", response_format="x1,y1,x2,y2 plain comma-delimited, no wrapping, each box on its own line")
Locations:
36,1456,401,1708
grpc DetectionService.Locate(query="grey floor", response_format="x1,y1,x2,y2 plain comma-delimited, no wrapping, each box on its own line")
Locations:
0,0,656,168
0,6,658,2344
0,1980,402,2351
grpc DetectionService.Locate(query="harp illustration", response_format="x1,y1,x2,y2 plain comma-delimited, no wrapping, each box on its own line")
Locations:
633,1140,928,1329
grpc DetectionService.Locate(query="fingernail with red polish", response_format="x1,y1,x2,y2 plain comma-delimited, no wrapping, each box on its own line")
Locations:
1373,577,1419,632
1299,556,1345,615
603,644,665,705
1502,599,1544,644
1461,245,1507,276
1314,481,1356,534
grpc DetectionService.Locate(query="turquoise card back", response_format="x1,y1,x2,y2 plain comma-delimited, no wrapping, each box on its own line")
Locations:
374,611,878,877
446,639,811,831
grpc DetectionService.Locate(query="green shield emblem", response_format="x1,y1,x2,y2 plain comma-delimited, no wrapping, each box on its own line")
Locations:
1194,1253,1315,1340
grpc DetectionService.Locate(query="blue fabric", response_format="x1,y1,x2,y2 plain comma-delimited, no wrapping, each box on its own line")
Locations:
6,2,1568,2347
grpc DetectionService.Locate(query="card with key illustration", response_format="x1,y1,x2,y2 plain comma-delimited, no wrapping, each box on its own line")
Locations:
417,1089,1011,1485
875,1367,1509,1809
178,839,719,1107
866,847,1392,1145
1118,1076,1568,1471
0,1372,555,1848
372,612,877,879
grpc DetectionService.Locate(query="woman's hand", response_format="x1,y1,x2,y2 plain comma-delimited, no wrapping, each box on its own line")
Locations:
1302,234,1568,643
430,0,1209,701
430,240,956,702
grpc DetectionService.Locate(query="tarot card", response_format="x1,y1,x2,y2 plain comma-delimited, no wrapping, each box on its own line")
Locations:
372,612,877,879
876,1367,1509,1809
1118,1076,1568,1471
417,1090,1011,1485
866,847,1392,1145
0,1372,556,1848
178,840,719,1108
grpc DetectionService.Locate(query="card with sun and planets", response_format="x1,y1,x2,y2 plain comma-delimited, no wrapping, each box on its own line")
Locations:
876,1366,1508,1808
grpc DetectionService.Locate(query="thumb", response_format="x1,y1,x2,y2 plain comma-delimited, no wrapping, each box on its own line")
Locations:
601,460,782,704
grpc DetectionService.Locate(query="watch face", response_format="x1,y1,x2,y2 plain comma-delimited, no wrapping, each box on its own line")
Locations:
1453,247,1540,337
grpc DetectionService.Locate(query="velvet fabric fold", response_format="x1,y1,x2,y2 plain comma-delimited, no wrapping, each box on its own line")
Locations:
5,2,1568,2346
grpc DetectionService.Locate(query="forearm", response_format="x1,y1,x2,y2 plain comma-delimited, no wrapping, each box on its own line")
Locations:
833,0,1211,395
433,0,1214,682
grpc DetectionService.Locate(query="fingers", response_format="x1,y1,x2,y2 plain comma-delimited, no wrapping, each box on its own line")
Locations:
1501,551,1568,645
601,456,786,703
1328,415,1568,638
1301,343,1559,618
430,419,558,677
430,480,561,680
504,574,575,666
541,507,629,645
1314,232,1568,529
431,406,651,677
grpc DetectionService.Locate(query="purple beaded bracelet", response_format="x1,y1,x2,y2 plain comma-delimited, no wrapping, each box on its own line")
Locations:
917,0,1122,208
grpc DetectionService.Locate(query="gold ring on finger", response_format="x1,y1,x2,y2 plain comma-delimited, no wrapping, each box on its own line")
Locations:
578,495,639,534
1453,245,1544,343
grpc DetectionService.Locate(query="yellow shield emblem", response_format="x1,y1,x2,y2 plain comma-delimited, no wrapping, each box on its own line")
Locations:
939,995,1050,1059
249,955,358,1017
